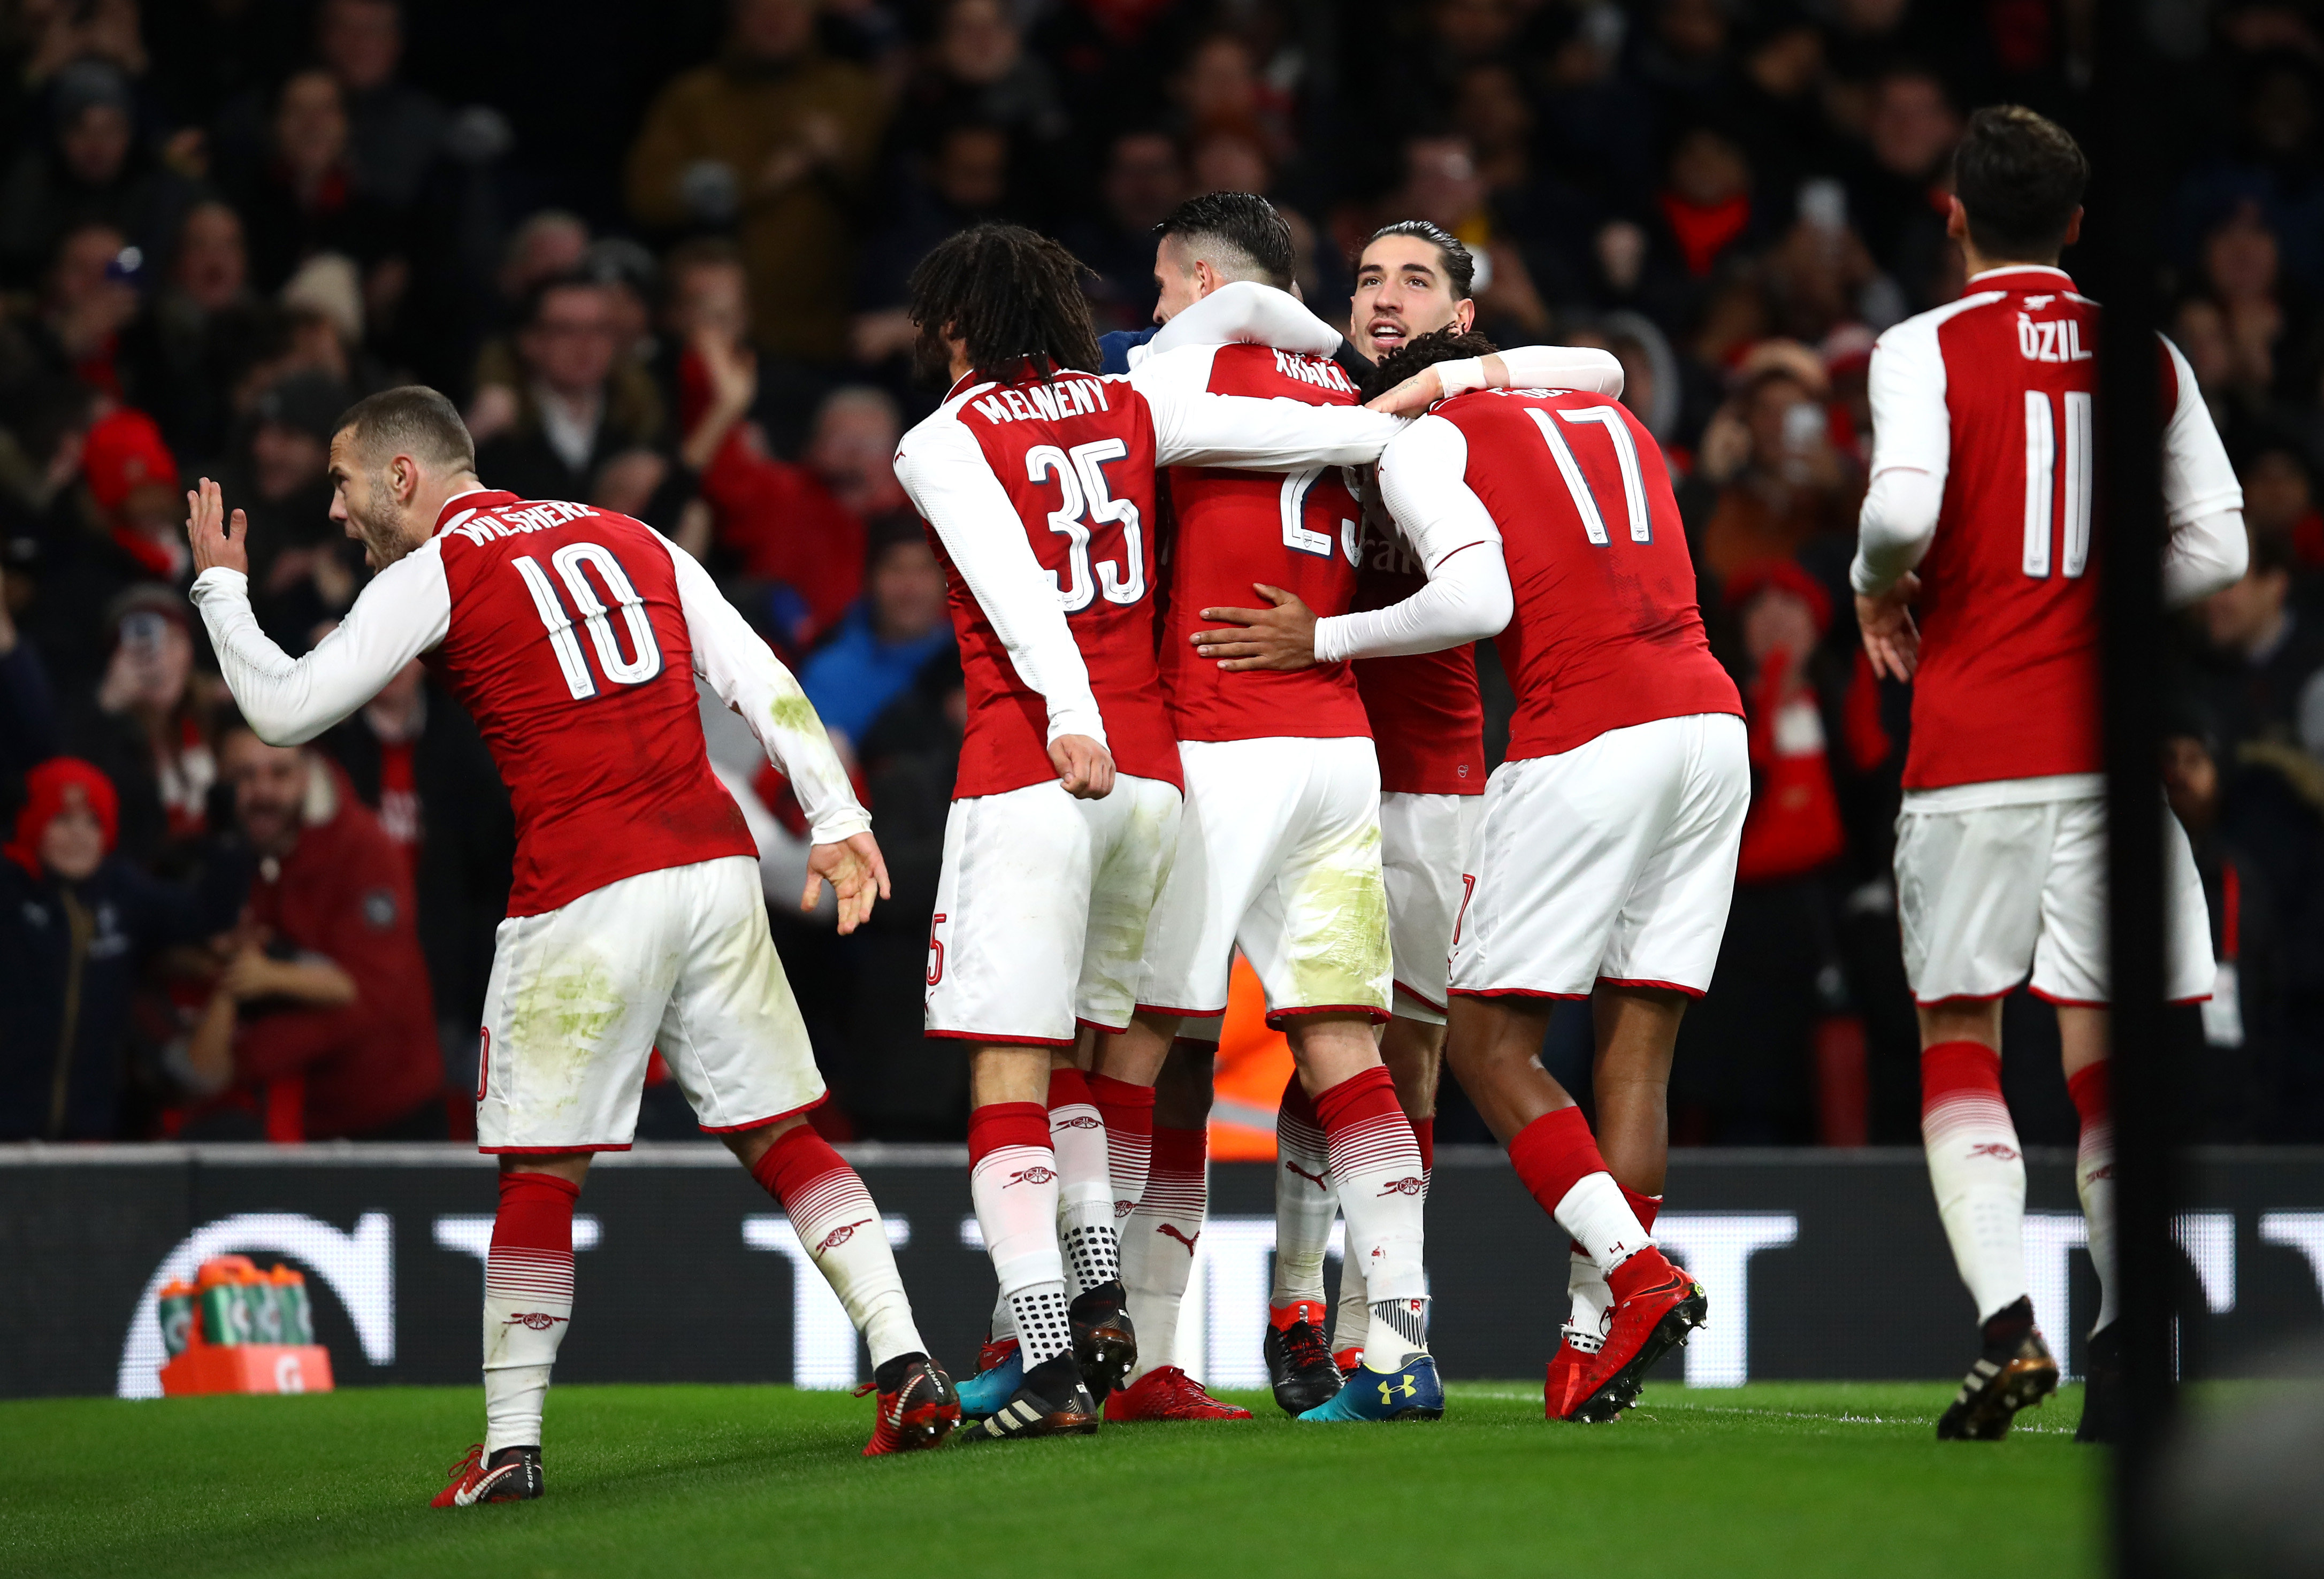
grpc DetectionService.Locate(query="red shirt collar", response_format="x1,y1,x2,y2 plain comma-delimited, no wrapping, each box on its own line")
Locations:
433,489,517,536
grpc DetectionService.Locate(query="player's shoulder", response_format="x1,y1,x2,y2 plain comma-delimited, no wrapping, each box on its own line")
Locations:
1207,340,1359,402
1876,289,2009,356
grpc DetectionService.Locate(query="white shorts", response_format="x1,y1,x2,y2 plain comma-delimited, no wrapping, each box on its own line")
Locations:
477,856,821,1153
1380,791,1485,1025
1450,714,1748,1000
1894,787,2214,1006
926,773,1182,1045
1136,736,1390,1024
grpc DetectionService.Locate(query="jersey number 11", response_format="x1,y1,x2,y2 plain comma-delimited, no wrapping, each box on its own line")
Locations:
2023,389,2093,580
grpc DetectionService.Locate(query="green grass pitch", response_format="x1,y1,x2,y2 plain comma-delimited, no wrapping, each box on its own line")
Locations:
0,1382,2098,1578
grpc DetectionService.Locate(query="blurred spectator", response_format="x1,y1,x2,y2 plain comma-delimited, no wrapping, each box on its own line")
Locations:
1061,130,1185,333
799,516,955,747
323,657,514,1097
0,59,193,289
853,121,1015,346
896,0,1067,166
2197,524,2324,752
63,585,219,870
178,727,442,1140
473,273,666,504
20,221,141,402
118,202,268,466
2164,717,2284,1141
625,0,888,365
686,328,886,648
2239,444,2324,572
316,0,449,211
1848,67,1962,309
1691,341,1861,580
219,68,399,293
230,371,359,643
0,757,238,1140
0,561,61,778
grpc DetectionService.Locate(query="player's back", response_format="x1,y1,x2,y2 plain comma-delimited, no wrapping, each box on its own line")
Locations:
1435,387,1739,760
1158,341,1370,742
904,368,1180,798
430,490,751,915
1351,507,1486,794
1892,270,2103,789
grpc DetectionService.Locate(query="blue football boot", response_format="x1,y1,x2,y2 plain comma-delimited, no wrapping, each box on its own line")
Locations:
954,1336,1025,1421
1295,1353,1444,1422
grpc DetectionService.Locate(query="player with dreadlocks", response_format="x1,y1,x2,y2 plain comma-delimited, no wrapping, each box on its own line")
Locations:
890,224,1405,1439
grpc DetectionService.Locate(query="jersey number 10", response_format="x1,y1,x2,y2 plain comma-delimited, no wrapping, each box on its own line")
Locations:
511,541,664,700
2022,389,2093,580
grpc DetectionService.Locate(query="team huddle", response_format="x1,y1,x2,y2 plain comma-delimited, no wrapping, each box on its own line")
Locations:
178,103,2245,1502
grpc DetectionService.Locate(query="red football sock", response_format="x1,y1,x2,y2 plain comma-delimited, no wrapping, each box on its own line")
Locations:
1508,1107,1608,1220
1314,1067,1427,1313
1412,1115,1435,1176
750,1125,921,1366
1087,1072,1155,1217
483,1171,580,1453
1620,1185,1661,1232
2067,1062,2109,1133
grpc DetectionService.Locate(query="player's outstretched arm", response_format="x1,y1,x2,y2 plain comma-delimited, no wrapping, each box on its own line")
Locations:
186,478,450,745
1145,280,1342,360
892,416,1117,799
1364,345,1625,417
1132,351,1404,471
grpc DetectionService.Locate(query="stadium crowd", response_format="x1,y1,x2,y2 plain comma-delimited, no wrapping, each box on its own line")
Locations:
2,0,2320,1149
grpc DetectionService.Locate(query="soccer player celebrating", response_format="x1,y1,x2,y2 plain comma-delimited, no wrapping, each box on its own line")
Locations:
1849,107,2245,1441
185,387,960,1504
1317,324,1745,1422
890,224,1403,1439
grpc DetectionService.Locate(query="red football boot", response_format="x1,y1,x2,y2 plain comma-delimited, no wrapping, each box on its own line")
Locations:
1543,1334,1599,1421
1104,1366,1255,1421
858,1353,964,1456
1567,1248,1706,1424
1333,1345,1365,1377
431,1443,542,1507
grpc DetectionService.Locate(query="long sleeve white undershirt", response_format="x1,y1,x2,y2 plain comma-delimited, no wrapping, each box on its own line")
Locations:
191,523,872,844
1851,313,2247,609
891,410,1108,747
1314,413,1512,661
1140,280,1343,362
1127,347,1405,466
1441,345,1626,400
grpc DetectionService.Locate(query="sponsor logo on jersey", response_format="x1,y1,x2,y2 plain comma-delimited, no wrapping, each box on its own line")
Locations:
969,378,1111,425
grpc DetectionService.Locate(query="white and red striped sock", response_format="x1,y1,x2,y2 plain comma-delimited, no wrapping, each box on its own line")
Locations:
2069,1061,2117,1334
483,1170,579,1453
1272,1070,1337,1310
1088,1072,1153,1225
1315,1066,1429,1371
1047,1067,1120,1293
1122,1123,1206,1381
969,1102,1071,1365
751,1125,923,1367
1922,1040,2028,1323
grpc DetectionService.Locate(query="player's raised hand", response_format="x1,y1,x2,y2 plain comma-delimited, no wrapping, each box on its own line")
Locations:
1190,584,1318,671
807,831,891,935
1365,365,1444,417
186,478,250,577
1048,734,1115,800
1855,573,1922,681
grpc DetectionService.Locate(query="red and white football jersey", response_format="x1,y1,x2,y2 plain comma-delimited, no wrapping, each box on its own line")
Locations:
1860,266,2242,790
425,492,753,913
1350,520,1487,795
193,489,871,921
893,360,1403,802
1157,342,1370,742
1409,388,1740,761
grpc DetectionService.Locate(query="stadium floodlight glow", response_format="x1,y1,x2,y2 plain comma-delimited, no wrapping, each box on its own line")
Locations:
1653,1214,1800,1388
741,1215,910,1389
118,1213,394,1399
